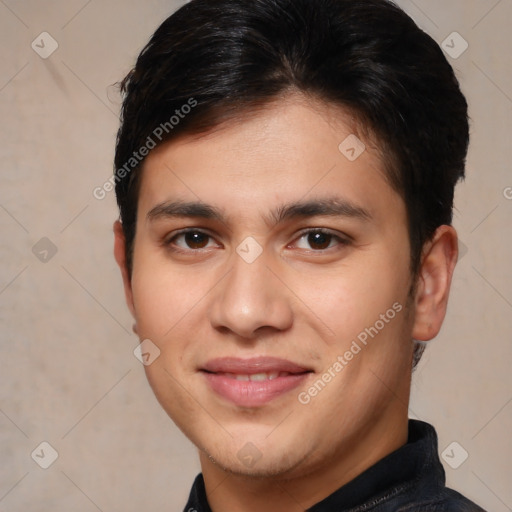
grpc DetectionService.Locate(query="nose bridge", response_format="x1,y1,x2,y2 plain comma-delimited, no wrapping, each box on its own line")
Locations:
210,251,292,338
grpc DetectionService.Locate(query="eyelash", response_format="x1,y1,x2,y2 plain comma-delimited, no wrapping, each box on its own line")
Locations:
164,228,351,254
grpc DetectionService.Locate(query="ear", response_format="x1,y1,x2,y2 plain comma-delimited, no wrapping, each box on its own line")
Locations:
412,225,459,341
113,220,136,318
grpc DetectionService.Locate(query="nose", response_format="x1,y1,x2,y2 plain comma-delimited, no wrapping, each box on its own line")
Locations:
209,252,294,340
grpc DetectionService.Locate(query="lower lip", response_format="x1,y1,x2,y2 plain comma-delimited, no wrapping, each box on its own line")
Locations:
203,372,310,407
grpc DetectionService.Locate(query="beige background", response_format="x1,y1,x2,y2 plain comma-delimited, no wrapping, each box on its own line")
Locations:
0,1,511,510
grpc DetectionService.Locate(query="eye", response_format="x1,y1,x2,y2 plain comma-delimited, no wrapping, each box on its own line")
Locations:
166,230,219,251
292,229,349,251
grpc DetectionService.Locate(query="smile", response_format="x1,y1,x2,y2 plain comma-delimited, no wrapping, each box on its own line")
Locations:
201,357,312,407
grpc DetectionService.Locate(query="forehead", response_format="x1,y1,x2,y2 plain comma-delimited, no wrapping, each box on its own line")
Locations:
137,96,401,224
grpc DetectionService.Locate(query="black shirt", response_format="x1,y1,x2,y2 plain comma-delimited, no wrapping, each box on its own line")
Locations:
184,420,486,511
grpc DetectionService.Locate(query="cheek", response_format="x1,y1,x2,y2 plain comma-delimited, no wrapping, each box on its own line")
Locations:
287,255,408,346
131,227,219,322
130,254,204,339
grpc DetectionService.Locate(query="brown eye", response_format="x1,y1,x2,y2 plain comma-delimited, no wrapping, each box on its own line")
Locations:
292,229,349,252
167,230,218,251
183,231,210,249
307,231,333,250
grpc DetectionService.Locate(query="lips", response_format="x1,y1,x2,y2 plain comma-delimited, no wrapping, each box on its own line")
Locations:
201,357,312,407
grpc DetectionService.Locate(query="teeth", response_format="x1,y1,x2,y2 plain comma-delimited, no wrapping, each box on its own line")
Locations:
249,373,268,382
224,372,288,381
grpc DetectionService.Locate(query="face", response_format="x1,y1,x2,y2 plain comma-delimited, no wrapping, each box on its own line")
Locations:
116,96,429,480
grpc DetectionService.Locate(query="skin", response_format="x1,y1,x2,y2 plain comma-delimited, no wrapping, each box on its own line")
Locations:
114,95,458,511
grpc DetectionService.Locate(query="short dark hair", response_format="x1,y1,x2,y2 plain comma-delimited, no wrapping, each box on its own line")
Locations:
114,0,469,279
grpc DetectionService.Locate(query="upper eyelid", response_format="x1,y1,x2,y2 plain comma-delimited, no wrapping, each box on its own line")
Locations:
292,228,353,248
294,227,348,239
166,228,221,246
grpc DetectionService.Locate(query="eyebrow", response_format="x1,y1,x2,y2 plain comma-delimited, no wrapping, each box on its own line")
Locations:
146,197,372,226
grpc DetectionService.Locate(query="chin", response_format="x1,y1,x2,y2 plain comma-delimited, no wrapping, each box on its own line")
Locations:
199,431,316,480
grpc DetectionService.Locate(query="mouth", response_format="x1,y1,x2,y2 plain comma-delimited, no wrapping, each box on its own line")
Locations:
201,357,313,407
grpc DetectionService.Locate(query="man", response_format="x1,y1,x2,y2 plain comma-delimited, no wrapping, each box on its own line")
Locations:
112,0,486,510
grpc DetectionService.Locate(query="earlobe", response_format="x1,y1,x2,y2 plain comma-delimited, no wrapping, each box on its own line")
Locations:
411,225,459,342
113,220,136,318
